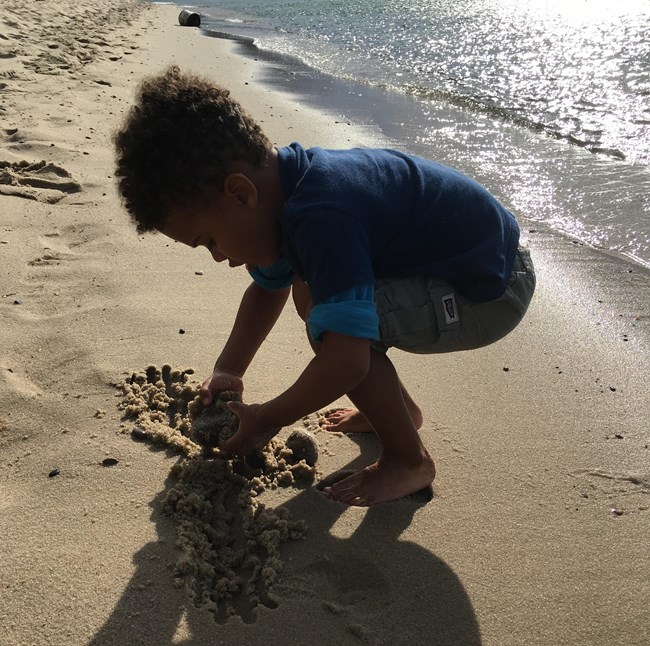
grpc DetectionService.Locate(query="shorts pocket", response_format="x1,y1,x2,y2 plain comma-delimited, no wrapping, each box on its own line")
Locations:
378,301,440,350
375,277,442,351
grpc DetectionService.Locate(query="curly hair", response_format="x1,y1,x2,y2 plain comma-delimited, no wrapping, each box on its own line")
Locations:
113,65,272,233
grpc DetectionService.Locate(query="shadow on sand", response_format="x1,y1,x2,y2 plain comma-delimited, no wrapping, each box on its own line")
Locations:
88,435,481,645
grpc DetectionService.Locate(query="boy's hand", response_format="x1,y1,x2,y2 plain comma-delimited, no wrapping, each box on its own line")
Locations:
200,369,244,405
220,401,279,456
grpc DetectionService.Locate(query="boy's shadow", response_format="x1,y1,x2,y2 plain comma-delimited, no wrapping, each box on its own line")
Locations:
88,435,482,645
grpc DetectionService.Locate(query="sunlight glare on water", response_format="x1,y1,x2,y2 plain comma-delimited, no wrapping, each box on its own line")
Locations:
194,0,650,265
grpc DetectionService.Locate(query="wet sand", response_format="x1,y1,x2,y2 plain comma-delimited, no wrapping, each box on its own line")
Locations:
0,2,648,645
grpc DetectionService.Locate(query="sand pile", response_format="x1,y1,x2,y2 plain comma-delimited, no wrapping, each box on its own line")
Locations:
117,365,318,622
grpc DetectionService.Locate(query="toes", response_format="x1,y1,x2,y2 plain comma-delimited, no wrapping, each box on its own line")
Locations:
332,489,362,505
321,417,339,427
320,407,353,423
317,469,357,491
328,477,357,496
322,480,360,504
325,477,373,506
338,491,373,506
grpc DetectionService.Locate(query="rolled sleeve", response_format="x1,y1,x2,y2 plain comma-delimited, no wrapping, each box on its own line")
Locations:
307,284,379,342
249,257,295,291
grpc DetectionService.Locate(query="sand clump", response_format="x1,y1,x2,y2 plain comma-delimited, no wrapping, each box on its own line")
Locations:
117,364,318,622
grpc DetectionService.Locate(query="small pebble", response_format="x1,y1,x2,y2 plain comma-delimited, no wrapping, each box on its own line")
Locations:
610,508,624,517
195,270,204,276
179,329,185,334
131,427,148,441
101,457,119,467
13,299,22,305
609,386,617,392
48,468,60,477
614,434,624,439
503,367,509,372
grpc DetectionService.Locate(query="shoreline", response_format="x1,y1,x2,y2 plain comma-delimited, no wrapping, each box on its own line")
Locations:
196,13,650,271
0,2,648,645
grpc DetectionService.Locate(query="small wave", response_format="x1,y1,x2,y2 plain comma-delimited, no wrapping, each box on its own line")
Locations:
197,20,635,164
402,84,628,161
200,27,254,45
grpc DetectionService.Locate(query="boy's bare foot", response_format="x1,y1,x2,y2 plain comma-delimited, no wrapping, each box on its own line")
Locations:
322,451,436,506
321,405,424,434
320,408,375,433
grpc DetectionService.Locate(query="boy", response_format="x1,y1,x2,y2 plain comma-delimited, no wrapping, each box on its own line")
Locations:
114,66,535,506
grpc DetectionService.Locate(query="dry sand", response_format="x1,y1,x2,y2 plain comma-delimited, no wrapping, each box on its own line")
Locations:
0,2,649,645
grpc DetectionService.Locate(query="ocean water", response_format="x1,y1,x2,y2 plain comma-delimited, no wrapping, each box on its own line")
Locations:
171,0,650,267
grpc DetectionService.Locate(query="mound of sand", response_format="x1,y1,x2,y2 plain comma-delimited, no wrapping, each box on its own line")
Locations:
117,364,319,622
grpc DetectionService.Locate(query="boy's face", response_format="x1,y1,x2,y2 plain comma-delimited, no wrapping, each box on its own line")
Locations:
161,173,281,268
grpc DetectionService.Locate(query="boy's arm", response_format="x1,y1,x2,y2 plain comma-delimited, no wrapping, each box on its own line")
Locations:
200,281,290,403
262,332,370,426
222,331,370,455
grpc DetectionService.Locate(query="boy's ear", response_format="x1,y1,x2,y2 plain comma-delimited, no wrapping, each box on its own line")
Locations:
223,173,258,207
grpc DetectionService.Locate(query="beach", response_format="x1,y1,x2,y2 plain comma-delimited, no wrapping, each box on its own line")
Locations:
0,2,649,645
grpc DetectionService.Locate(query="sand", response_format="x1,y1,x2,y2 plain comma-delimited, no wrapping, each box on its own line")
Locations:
0,2,648,645
116,365,317,623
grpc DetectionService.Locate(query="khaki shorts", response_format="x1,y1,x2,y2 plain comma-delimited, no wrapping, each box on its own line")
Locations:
372,248,536,354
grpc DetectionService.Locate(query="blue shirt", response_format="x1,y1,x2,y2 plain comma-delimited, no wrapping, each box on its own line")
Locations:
250,143,520,342
250,261,378,342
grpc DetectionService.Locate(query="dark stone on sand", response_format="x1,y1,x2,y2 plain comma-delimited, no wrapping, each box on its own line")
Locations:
285,429,318,466
13,299,21,305
48,468,60,477
101,457,119,467
179,329,185,334
131,427,149,442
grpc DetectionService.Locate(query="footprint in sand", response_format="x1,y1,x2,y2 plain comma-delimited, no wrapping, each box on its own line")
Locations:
0,160,81,203
27,252,69,267
24,233,76,267
571,468,650,515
